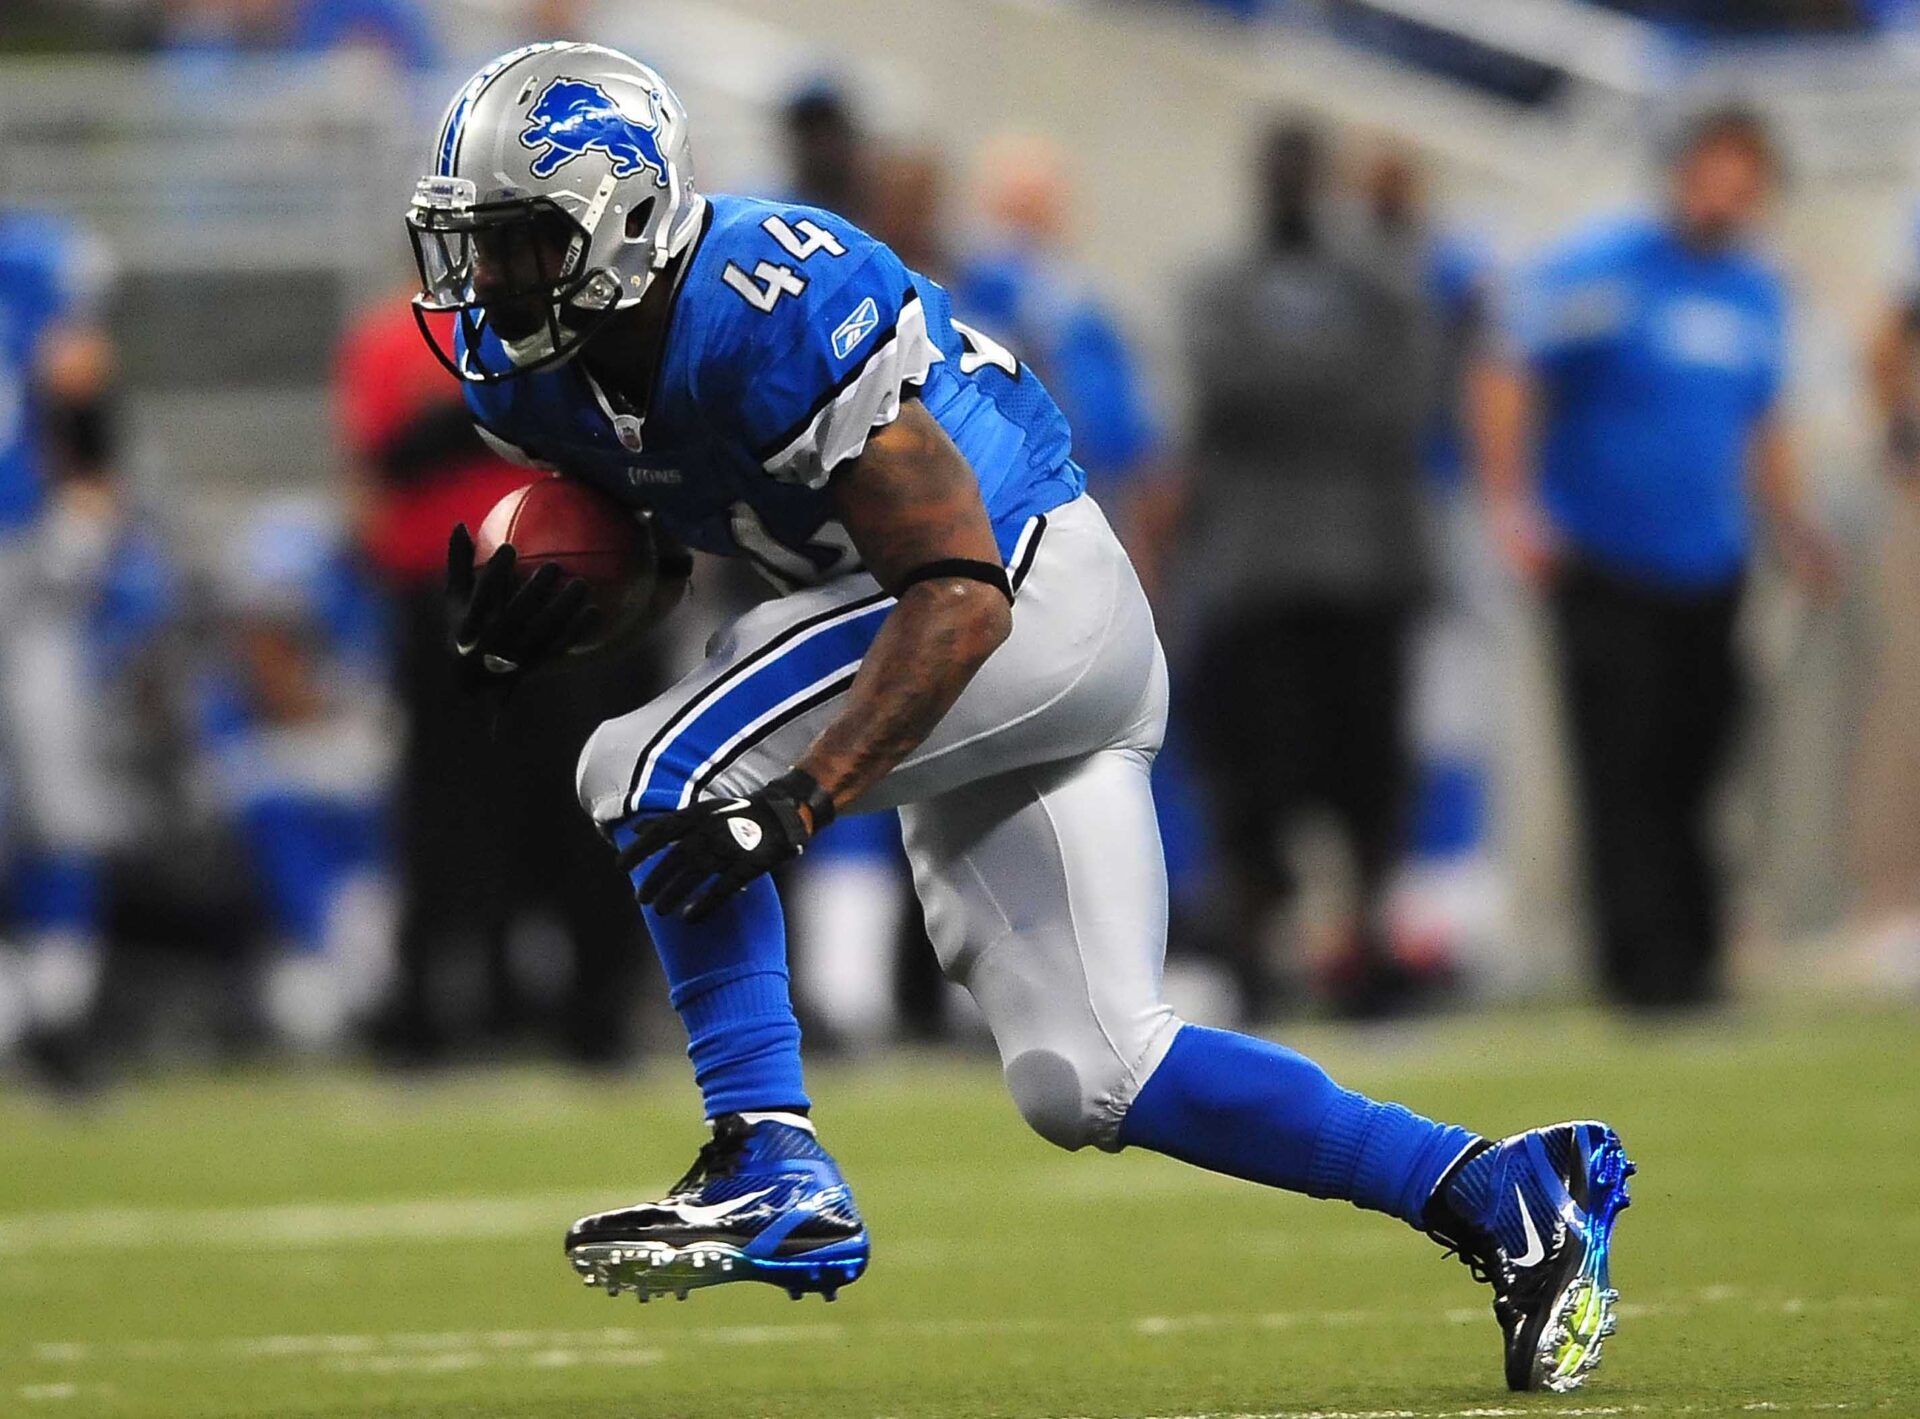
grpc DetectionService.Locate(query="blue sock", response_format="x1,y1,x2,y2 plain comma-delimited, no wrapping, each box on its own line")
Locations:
619,833,808,1119
1116,1023,1477,1228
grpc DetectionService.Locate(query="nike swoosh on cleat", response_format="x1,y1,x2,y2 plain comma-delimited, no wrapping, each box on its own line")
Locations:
671,1188,776,1227
1512,1184,1547,1267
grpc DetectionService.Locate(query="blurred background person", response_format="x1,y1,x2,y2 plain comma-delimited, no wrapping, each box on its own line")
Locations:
1149,118,1441,1021
1474,105,1837,1011
1357,139,1508,987
954,135,1165,523
196,497,393,1050
1867,223,1920,484
1853,207,1920,982
782,78,872,225
949,132,1215,973
337,291,653,1068
0,200,155,1083
157,0,435,72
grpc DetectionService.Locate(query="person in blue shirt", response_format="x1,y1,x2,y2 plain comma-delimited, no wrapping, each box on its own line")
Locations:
404,44,1636,1392
953,135,1163,505
1476,105,1836,1010
197,499,392,1049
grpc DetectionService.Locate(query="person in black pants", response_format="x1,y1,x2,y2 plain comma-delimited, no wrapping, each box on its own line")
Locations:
1186,601,1414,1017
1155,120,1441,1018
385,585,656,1063
338,294,660,1063
1475,108,1837,1008
1550,564,1745,1006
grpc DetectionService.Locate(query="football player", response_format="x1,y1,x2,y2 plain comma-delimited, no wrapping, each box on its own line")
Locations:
408,44,1634,1392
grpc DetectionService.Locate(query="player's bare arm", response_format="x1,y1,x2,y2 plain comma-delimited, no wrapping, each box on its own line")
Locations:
794,400,1012,818
615,401,1012,920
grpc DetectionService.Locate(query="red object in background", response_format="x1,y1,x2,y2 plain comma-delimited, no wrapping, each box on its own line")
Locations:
473,476,652,600
335,300,532,585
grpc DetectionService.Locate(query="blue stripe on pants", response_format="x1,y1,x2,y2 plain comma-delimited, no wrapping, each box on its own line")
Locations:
628,599,892,816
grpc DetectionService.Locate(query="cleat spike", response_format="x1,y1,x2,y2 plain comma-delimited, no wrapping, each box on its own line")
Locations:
788,1288,804,1301
822,1287,838,1302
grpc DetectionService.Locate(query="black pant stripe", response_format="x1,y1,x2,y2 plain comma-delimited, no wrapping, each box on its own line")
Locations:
622,591,891,812
685,668,862,804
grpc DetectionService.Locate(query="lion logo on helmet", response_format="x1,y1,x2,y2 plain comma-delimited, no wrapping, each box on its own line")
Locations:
519,77,670,185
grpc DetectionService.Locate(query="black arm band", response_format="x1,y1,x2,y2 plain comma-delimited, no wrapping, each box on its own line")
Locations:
769,767,837,832
894,557,1014,605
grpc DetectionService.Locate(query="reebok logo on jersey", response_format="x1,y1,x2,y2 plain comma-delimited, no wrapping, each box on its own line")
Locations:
831,297,880,361
728,817,764,852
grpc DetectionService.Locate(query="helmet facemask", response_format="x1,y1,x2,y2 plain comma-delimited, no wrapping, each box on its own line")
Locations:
407,176,630,383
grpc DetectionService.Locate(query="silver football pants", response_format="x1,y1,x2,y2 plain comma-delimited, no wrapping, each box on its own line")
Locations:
577,495,1180,1149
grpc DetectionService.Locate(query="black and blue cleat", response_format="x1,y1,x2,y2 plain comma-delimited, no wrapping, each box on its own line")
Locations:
566,1113,869,1303
1424,1119,1635,1392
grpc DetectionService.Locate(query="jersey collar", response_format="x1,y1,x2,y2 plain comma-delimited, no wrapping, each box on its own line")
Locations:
577,198,716,451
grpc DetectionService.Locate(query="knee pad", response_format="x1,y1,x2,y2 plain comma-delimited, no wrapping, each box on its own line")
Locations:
1004,1048,1130,1153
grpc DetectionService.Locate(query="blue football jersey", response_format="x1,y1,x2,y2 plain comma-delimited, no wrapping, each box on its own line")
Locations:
460,194,1086,591
0,210,103,533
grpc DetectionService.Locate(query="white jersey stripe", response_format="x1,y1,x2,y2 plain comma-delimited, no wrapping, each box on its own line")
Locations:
761,295,944,489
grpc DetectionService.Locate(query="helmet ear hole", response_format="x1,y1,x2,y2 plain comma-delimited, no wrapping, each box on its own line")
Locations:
625,198,656,241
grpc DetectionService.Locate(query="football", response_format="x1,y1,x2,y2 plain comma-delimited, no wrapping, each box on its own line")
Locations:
473,476,682,653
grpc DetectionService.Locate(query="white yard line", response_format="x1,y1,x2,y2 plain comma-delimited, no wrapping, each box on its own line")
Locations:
0,1173,1244,1256
18,1287,1902,1371
323,1347,665,1374
0,1192,613,1255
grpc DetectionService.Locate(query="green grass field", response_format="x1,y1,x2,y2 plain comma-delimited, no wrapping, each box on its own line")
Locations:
3,1007,1915,1418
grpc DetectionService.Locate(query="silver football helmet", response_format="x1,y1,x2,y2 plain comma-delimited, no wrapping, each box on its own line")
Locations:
407,41,703,382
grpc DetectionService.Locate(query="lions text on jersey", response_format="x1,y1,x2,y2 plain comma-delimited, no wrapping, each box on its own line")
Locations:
458,194,1086,592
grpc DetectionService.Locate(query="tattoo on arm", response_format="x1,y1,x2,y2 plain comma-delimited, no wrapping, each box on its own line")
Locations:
795,402,1012,813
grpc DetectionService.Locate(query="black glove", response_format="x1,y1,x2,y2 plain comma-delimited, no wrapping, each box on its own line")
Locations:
446,523,600,705
615,770,837,922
